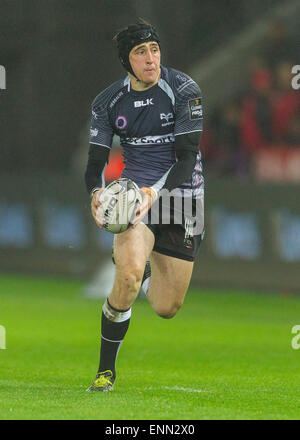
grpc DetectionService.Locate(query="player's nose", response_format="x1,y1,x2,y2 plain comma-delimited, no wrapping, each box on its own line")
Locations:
145,49,154,63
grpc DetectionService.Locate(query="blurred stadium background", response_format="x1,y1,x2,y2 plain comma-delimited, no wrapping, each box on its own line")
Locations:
0,0,300,294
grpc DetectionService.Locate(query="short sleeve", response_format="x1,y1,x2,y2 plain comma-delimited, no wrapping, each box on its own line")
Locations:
89,100,113,149
174,80,203,136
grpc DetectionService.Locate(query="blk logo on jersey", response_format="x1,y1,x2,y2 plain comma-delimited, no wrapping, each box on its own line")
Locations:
134,98,154,108
188,98,202,120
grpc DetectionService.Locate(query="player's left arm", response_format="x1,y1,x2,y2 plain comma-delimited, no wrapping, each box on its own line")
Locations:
131,79,203,225
152,79,203,194
153,131,201,193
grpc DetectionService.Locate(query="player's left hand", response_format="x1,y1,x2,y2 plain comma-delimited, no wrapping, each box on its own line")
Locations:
130,187,157,228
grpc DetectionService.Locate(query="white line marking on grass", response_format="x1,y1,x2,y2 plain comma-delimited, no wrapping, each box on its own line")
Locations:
162,386,208,393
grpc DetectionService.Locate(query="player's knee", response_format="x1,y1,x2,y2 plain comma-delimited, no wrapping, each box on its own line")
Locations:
155,300,183,319
120,264,144,294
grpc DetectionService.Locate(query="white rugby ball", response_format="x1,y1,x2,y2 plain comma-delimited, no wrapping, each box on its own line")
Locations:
99,178,142,234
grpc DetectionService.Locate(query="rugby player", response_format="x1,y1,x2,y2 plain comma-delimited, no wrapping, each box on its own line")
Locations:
85,19,204,391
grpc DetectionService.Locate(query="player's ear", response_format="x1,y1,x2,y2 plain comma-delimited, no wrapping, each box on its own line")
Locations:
119,57,126,68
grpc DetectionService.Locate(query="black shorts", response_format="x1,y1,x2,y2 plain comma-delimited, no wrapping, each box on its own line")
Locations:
143,196,204,262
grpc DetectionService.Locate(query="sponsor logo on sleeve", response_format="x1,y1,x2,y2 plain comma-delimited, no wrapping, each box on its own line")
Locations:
188,98,203,120
90,128,98,137
109,91,124,108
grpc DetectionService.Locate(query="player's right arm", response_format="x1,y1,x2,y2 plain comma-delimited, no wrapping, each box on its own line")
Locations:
85,144,109,228
84,92,114,228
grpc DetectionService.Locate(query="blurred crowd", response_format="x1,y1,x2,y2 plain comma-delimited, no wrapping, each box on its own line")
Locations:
202,21,300,177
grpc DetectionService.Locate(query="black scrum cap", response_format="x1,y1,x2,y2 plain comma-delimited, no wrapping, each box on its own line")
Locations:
115,21,160,79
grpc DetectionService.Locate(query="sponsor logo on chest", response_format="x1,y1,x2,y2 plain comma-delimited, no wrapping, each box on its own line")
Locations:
123,133,175,145
134,98,154,108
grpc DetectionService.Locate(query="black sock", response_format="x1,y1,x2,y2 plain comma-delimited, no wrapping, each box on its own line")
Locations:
98,299,131,378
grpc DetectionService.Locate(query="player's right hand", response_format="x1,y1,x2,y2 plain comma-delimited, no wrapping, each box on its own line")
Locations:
130,187,157,228
91,188,105,229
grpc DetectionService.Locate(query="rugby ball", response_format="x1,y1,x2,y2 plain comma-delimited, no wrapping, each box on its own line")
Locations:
99,178,142,234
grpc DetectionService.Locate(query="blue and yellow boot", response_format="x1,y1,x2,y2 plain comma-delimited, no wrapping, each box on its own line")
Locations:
86,370,114,392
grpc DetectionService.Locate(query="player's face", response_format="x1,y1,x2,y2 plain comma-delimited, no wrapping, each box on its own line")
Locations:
129,42,161,84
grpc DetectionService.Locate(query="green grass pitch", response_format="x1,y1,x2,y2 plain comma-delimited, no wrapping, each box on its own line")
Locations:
1,273,300,420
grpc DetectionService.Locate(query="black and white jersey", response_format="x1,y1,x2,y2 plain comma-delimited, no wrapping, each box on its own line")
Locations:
89,65,203,198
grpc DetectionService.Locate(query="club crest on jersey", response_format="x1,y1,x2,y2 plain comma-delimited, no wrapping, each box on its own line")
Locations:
188,98,203,120
160,113,173,122
134,98,154,108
